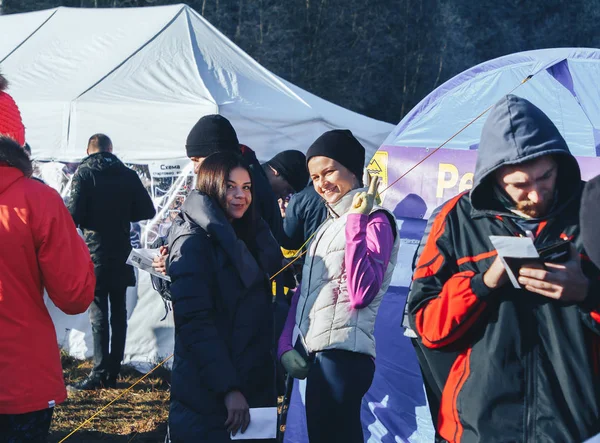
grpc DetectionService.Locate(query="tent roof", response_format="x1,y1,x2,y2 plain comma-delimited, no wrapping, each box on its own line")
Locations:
0,4,393,163
384,48,600,157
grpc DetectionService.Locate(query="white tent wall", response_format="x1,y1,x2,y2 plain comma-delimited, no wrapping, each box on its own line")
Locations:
0,4,393,163
0,9,55,60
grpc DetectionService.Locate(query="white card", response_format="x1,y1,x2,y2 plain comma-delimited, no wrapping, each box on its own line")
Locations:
126,248,171,282
230,407,278,440
489,235,539,259
489,236,540,289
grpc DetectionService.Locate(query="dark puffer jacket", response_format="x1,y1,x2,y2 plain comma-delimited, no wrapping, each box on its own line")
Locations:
280,182,327,251
240,144,284,243
69,152,156,288
167,191,281,443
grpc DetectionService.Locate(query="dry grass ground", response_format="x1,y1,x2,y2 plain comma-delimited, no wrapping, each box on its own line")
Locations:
49,352,170,443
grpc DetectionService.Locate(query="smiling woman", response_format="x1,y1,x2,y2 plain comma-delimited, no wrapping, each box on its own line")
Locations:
278,130,400,443
166,151,282,442
309,156,360,204
306,130,366,205
224,168,253,220
196,153,256,241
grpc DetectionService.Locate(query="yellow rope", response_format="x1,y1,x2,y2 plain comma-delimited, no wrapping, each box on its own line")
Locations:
58,354,173,443
60,74,533,441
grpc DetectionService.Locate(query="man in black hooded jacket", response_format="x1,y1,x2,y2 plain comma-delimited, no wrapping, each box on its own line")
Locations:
407,95,600,442
68,134,156,390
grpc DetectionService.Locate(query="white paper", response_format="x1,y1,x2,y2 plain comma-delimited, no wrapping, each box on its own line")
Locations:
126,248,171,282
489,236,539,289
230,407,278,440
489,236,539,259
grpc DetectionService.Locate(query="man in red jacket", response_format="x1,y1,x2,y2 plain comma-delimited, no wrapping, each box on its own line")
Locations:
0,75,96,441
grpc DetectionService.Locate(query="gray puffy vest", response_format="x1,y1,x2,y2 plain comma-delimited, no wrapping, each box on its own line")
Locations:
295,187,399,357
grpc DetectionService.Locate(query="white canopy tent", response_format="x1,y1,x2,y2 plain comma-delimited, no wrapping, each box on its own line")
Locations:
0,5,394,371
0,4,393,163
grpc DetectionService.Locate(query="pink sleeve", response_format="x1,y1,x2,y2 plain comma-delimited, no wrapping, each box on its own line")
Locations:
277,284,301,361
345,212,395,309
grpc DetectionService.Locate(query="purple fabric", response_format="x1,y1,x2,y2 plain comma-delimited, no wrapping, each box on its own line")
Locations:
345,213,394,309
374,146,600,220
548,59,577,97
278,284,300,360
547,59,600,157
277,212,395,360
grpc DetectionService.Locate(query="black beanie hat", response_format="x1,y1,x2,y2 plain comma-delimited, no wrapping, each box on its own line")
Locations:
267,150,309,192
581,174,600,268
306,130,365,185
185,115,240,158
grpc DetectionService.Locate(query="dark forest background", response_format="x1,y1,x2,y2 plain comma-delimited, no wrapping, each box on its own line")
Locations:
3,0,600,124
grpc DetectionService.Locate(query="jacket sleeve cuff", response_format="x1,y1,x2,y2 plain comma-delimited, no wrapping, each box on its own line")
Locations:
579,280,600,311
471,273,493,300
215,372,242,396
278,344,294,362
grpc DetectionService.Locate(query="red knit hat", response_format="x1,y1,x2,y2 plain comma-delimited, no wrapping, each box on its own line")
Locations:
0,74,26,146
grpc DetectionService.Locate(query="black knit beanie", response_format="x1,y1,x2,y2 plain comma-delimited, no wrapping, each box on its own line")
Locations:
581,174,600,268
306,130,365,186
267,150,309,192
185,115,240,158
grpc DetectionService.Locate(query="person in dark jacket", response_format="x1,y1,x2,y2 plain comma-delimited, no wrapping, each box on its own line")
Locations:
407,95,600,442
259,148,328,251
581,174,600,269
259,150,311,396
280,182,328,251
166,152,281,442
185,114,283,241
68,134,156,390
262,150,309,200
239,144,284,242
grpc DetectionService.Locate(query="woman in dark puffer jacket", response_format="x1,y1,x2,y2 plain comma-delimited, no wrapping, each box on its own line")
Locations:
166,152,281,442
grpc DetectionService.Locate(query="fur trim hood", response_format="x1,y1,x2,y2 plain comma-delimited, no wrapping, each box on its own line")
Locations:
0,136,33,178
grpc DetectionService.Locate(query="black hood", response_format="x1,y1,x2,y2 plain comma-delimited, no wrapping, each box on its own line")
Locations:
470,94,581,216
80,152,124,173
179,191,263,289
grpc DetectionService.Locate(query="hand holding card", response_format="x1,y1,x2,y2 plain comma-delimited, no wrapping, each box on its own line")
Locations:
518,243,589,302
488,236,540,289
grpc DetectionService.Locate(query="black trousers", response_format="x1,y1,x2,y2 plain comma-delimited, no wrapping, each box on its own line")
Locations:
0,408,54,443
89,284,128,378
305,350,375,443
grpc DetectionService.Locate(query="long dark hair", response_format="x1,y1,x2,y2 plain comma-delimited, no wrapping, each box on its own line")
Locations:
196,151,258,251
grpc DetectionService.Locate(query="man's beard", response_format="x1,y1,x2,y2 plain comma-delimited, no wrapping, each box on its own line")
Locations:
515,196,553,218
